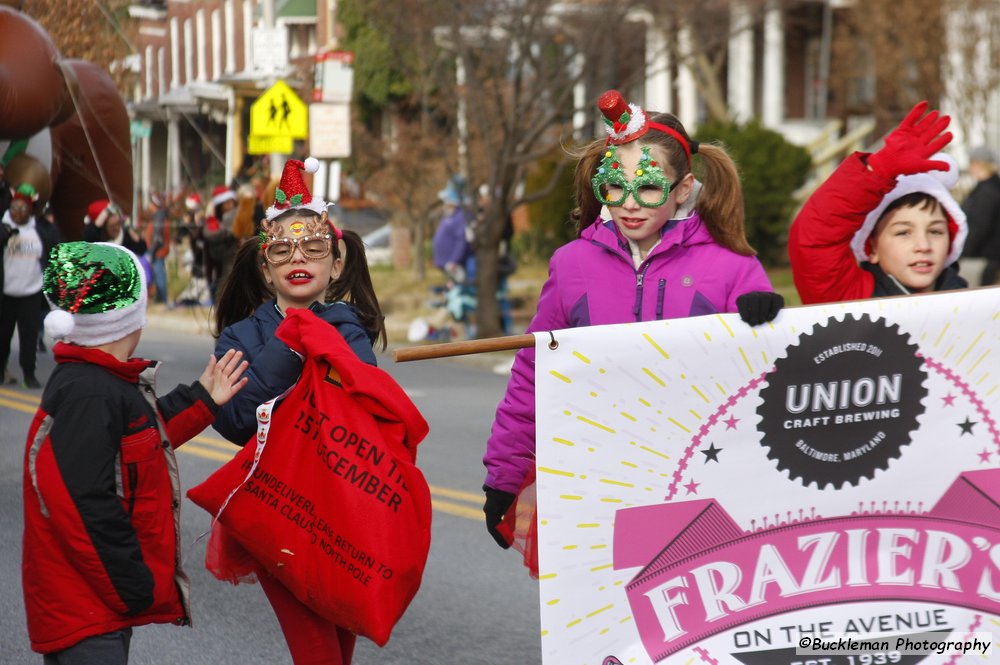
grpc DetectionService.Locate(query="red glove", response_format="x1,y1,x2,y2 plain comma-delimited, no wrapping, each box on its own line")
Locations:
867,101,952,179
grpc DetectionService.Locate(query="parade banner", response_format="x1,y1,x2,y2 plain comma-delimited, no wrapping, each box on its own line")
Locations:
534,289,1000,664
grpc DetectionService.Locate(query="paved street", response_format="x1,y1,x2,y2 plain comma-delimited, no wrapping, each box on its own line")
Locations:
0,324,540,664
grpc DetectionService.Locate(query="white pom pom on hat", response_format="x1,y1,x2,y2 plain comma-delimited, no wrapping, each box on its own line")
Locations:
303,157,320,173
44,309,76,340
850,152,967,267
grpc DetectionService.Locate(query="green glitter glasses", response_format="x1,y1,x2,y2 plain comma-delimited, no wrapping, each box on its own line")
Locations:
591,145,672,208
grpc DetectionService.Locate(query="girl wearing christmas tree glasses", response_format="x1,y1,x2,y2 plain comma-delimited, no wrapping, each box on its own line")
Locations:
210,157,385,665
483,90,783,570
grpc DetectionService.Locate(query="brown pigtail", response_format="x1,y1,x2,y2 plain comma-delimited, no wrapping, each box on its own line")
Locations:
693,142,755,256
329,229,387,351
213,237,272,337
570,139,609,237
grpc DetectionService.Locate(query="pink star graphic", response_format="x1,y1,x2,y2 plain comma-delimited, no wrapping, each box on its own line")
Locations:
684,480,700,495
724,415,739,430
941,394,956,407
979,449,992,463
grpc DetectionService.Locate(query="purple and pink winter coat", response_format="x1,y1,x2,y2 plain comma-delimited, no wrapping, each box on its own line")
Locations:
483,212,774,494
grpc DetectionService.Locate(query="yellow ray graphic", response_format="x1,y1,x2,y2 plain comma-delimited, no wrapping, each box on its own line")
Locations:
573,351,592,364
691,384,710,403
550,370,572,383
969,350,990,374
739,346,753,373
934,322,950,347
577,415,616,433
538,466,576,478
639,444,670,460
642,367,666,387
586,603,614,617
643,333,670,360
599,478,634,488
715,314,735,337
668,417,690,433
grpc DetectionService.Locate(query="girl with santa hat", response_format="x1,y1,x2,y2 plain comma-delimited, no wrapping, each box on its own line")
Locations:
208,157,385,665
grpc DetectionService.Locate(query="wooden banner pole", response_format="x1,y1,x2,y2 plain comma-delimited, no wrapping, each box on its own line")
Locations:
393,333,537,362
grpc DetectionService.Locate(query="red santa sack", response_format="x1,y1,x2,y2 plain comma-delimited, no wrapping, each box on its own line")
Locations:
188,309,431,646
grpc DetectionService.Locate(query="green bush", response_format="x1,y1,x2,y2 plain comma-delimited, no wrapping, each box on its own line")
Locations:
519,150,577,261
694,120,811,266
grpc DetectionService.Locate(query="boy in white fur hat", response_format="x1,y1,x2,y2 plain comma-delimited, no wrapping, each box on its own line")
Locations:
21,241,249,663
789,101,968,303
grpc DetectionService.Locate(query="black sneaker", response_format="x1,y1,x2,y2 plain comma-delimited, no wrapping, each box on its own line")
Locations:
23,375,41,389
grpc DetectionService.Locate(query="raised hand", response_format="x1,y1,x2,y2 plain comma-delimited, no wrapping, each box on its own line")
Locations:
199,349,249,406
868,101,953,179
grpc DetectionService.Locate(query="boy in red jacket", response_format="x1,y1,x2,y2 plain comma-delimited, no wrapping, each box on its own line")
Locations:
21,242,248,663
790,101,969,303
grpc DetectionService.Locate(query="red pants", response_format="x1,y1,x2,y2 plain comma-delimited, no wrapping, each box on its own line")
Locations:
257,568,357,665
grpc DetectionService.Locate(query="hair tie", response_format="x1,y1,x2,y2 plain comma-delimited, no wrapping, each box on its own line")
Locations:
689,140,700,155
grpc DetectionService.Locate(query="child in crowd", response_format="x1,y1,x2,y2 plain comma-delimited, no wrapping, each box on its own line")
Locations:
22,241,247,664
211,158,385,665
482,90,783,554
789,101,967,303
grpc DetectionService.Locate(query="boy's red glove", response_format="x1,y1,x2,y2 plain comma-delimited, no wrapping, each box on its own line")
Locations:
867,101,952,179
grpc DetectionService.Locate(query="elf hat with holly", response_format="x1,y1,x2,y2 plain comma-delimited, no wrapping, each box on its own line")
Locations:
43,242,148,347
265,157,325,221
11,183,38,205
850,152,968,267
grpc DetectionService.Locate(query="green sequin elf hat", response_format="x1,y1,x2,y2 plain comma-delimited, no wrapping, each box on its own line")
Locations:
42,242,147,346
264,156,325,221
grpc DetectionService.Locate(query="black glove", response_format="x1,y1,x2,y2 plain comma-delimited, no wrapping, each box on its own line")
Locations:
483,485,516,549
736,291,784,326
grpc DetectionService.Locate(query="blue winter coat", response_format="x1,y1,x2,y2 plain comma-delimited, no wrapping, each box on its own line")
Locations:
213,299,376,444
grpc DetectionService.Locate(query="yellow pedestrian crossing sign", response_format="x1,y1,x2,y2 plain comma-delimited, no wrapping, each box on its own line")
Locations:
250,80,308,139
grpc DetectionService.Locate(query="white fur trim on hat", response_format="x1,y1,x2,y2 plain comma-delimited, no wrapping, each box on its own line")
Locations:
850,153,967,266
604,103,649,144
211,189,237,207
264,197,327,221
45,243,149,347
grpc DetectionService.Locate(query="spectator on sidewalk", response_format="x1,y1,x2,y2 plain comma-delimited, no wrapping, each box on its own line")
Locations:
205,185,238,301
176,193,211,307
0,184,58,388
144,192,171,304
432,175,473,284
83,199,147,256
960,146,1000,286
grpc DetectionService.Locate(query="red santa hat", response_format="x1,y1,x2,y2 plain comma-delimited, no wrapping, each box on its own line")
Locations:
84,199,113,224
265,157,325,221
850,153,968,267
210,185,236,207
185,193,203,211
598,89,651,145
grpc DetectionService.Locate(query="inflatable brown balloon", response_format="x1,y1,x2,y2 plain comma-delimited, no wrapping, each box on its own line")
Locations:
0,6,132,240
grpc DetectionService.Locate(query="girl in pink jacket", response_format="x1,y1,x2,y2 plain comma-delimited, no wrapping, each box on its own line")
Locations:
482,90,781,567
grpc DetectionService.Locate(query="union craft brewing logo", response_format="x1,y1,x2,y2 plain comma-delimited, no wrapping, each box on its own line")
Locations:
756,314,926,489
